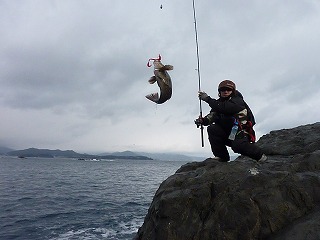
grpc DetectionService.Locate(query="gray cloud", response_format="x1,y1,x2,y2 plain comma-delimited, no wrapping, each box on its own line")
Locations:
1,0,320,155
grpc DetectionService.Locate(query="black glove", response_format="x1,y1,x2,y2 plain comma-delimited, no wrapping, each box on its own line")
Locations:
198,91,210,102
194,117,204,128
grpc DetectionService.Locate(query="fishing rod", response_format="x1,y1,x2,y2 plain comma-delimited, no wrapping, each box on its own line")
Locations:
192,0,204,147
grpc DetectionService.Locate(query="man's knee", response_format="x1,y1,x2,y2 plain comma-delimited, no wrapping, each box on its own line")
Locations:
207,124,225,136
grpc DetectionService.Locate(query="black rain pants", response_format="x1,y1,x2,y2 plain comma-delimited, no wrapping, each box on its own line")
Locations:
207,123,263,161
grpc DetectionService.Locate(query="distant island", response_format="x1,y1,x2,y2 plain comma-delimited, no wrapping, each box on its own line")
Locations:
6,148,153,160
1,146,207,161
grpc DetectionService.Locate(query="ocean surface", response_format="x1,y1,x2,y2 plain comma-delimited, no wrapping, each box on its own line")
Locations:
0,156,190,240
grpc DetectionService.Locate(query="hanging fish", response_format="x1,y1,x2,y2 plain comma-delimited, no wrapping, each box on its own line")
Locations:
145,54,173,104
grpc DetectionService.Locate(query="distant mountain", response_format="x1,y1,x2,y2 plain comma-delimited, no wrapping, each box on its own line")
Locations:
99,151,140,157
6,148,152,160
135,152,205,161
7,148,82,158
0,146,15,154
3,147,206,161
99,151,204,161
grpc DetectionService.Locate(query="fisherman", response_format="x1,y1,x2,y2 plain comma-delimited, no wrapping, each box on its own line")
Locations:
195,80,267,162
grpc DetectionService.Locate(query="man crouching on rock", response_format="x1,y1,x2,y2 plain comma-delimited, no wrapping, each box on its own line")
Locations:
195,79,267,162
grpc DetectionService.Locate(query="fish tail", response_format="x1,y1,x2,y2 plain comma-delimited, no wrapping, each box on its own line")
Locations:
145,93,159,103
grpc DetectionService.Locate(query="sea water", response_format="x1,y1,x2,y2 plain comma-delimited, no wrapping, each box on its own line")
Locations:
0,156,189,240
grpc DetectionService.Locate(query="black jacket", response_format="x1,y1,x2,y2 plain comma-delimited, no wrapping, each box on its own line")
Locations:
203,91,253,132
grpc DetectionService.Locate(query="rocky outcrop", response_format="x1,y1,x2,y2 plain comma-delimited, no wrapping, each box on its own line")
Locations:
135,122,320,240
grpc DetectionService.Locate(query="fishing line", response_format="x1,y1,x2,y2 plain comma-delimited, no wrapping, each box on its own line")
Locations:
192,0,204,147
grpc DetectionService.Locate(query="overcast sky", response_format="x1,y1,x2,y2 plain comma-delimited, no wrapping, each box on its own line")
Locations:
1,0,319,156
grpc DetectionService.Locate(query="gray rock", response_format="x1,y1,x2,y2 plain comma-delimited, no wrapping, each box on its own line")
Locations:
256,122,320,156
135,122,320,240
